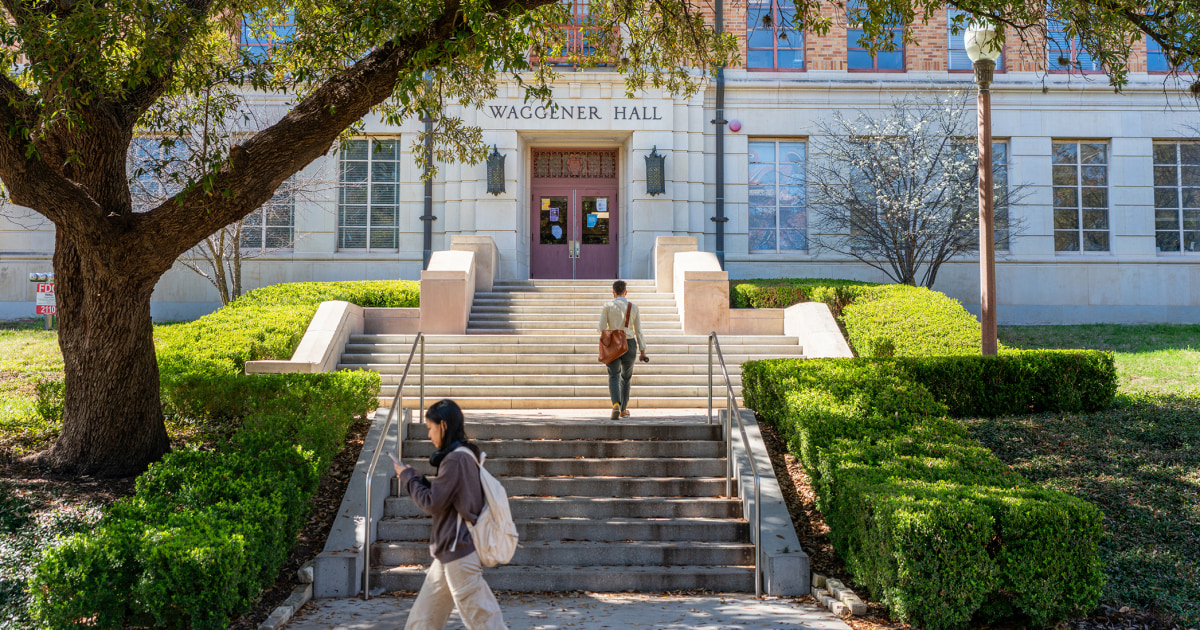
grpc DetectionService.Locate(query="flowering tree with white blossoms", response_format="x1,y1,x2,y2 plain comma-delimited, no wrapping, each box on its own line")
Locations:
807,91,1028,288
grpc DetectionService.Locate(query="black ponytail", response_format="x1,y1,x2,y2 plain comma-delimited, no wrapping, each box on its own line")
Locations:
426,399,481,468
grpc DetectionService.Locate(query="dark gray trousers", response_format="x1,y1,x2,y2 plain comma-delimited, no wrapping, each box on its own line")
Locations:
605,339,637,410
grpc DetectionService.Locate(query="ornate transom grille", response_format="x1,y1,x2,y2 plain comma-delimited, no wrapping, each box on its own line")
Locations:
533,150,618,179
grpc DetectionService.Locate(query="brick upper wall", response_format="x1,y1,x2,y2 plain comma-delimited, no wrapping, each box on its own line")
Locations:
709,0,1155,74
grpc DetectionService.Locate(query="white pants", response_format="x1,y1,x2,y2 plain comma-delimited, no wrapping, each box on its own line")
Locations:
404,552,507,630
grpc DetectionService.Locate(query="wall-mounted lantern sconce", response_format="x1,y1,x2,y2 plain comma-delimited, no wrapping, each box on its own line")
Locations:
486,145,506,195
645,146,666,196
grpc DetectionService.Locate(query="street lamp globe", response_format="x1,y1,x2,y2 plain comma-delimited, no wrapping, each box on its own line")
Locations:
965,21,1002,63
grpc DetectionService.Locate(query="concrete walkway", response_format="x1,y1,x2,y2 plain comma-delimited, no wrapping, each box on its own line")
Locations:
286,592,852,630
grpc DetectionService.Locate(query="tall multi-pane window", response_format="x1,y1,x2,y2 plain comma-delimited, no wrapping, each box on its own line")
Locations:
1047,19,1101,73
847,4,904,71
1052,142,1109,252
241,10,295,61
748,140,807,252
129,137,187,212
746,0,804,70
338,139,400,250
241,185,295,251
1146,39,1195,74
1153,142,1200,253
947,9,1003,72
987,141,1012,250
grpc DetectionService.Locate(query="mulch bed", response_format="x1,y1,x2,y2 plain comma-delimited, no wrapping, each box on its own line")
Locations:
755,420,1182,630
0,457,136,516
227,416,372,630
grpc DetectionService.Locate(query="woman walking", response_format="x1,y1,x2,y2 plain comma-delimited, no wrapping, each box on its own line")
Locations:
598,280,648,419
392,399,508,630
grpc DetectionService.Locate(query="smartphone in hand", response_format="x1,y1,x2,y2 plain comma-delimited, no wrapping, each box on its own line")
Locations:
386,452,405,470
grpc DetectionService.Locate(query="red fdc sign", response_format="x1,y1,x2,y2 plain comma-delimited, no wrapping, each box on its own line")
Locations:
35,282,55,315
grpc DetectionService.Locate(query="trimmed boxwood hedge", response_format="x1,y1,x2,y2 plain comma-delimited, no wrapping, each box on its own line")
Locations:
743,353,1114,629
730,278,986,357
28,281,417,630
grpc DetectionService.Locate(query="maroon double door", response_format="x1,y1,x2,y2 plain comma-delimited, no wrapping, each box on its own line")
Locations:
529,149,619,280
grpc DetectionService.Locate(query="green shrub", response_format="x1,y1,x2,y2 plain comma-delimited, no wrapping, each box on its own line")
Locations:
743,356,1108,628
33,378,64,423
30,281,399,629
730,279,984,356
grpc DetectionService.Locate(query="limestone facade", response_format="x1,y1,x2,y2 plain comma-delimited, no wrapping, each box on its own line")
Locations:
1,14,1198,324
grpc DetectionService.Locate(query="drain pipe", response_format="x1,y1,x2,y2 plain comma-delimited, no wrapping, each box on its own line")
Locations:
420,112,436,270
710,0,728,269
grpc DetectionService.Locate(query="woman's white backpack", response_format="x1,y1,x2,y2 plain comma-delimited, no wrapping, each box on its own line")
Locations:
453,446,519,567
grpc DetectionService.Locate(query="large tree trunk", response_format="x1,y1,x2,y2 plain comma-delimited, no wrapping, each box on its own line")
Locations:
29,233,171,477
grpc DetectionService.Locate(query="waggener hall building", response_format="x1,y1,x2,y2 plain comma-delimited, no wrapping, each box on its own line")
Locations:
2,6,1199,324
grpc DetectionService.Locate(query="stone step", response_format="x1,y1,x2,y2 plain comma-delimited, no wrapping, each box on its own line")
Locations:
377,374,739,387
403,440,723,459
350,334,796,346
470,305,680,315
406,422,722,441
381,396,738,409
341,352,798,365
494,280,656,288
398,457,726,478
371,565,754,593
389,475,727,497
383,496,741,519
339,363,740,376
373,540,754,567
468,313,683,323
377,517,749,542
465,320,682,331
477,287,666,295
471,297,679,307
343,343,801,357
379,385,739,399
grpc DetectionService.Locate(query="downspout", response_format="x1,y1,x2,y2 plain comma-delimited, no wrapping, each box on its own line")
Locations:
711,0,728,269
420,113,436,270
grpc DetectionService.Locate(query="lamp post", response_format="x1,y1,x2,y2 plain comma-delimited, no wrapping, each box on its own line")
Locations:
966,21,1002,356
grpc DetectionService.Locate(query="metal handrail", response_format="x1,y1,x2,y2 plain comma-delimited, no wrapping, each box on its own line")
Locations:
363,332,425,600
708,332,765,598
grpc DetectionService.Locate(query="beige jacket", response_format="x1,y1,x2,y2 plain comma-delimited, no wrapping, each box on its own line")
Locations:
598,297,646,354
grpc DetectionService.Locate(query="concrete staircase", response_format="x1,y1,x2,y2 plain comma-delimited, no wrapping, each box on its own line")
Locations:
337,279,809,594
373,417,757,591
338,280,805,409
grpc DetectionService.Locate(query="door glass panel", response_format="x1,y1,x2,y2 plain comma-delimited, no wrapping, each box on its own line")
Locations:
581,196,610,245
539,196,569,245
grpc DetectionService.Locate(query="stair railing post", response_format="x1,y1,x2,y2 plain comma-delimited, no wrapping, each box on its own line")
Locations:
364,333,424,599
754,472,762,598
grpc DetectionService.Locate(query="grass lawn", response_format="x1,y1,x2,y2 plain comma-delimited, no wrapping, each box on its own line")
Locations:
964,325,1200,626
999,323,1200,394
0,320,63,457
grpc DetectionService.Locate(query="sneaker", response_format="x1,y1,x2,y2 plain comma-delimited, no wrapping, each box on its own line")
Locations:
620,409,630,418
610,403,621,420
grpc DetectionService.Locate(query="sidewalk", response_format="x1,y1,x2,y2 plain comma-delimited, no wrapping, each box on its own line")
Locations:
286,592,852,630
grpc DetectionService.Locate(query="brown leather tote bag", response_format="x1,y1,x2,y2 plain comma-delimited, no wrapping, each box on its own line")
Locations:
598,303,633,364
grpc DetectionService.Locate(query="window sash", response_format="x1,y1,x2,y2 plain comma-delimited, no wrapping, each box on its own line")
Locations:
338,138,401,251
1152,141,1200,254
749,139,808,253
746,0,805,70
1047,20,1102,73
240,10,295,61
947,9,1004,72
1052,141,1110,252
240,187,296,252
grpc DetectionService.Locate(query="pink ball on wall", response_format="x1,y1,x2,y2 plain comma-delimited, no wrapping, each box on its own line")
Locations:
728,119,742,132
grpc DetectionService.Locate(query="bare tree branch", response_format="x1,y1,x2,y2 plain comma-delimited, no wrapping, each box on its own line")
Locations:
808,91,1031,288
